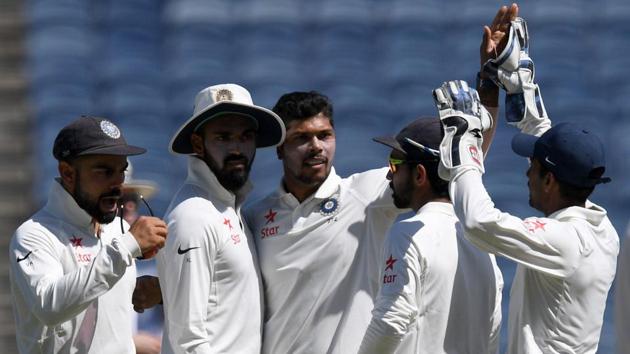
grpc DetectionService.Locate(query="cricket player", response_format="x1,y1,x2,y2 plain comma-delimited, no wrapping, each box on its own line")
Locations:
156,84,285,354
243,90,402,353
435,16,618,353
358,117,503,354
9,116,167,354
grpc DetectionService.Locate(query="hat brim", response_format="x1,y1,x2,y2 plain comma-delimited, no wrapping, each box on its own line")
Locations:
373,135,406,155
123,181,158,199
170,101,286,154
76,144,146,157
511,133,538,158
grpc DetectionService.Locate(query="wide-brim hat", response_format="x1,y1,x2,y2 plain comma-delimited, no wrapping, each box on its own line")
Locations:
122,162,158,199
170,83,286,154
122,180,157,199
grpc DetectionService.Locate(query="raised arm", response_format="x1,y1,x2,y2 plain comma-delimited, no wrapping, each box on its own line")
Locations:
478,3,519,154
482,11,552,137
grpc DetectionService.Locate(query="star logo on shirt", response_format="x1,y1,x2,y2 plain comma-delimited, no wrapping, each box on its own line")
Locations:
223,218,233,230
384,254,397,272
264,209,277,224
524,219,547,233
69,236,83,248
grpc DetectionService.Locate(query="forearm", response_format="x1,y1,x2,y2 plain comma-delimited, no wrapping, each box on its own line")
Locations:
450,170,578,276
20,238,136,325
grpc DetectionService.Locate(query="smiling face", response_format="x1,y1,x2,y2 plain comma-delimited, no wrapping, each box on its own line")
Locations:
278,113,336,200
191,114,257,192
60,154,128,224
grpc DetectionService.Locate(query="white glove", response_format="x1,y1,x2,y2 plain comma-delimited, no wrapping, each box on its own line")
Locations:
433,80,492,181
482,17,551,136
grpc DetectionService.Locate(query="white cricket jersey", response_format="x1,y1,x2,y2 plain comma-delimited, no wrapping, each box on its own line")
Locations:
9,179,140,354
244,167,401,354
615,227,630,354
451,170,618,354
358,202,503,354
157,156,262,354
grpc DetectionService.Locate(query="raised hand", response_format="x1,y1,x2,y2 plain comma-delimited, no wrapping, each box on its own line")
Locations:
480,3,519,69
433,80,492,181
129,216,167,259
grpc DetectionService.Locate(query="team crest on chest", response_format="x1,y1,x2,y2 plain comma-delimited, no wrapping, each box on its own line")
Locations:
319,197,340,216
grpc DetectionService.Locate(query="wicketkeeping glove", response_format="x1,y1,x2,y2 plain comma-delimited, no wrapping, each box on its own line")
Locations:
433,80,492,181
482,17,550,136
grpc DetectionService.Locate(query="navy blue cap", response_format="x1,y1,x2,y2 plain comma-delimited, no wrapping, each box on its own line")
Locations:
53,116,146,160
373,117,442,161
511,122,611,188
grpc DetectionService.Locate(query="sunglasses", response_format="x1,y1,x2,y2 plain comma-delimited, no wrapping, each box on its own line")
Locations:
388,138,440,174
119,194,154,259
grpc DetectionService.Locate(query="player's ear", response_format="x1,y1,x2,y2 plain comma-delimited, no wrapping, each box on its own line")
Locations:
543,171,555,192
276,145,284,160
191,133,205,156
414,163,427,186
58,160,77,192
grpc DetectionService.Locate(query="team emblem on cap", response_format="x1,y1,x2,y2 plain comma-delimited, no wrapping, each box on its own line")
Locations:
214,89,233,102
319,197,339,216
100,120,121,139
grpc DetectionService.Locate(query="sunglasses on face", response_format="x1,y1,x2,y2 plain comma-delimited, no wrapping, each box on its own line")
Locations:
389,157,429,174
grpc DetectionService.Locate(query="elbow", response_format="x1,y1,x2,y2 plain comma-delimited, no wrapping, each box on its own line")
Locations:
461,216,485,235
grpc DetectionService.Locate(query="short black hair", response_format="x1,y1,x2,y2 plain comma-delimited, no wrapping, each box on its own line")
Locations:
415,159,449,199
537,158,594,204
272,91,334,127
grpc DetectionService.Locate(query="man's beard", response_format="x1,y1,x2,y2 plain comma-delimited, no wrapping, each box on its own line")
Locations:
74,178,121,224
391,181,412,209
204,153,254,192
292,153,331,186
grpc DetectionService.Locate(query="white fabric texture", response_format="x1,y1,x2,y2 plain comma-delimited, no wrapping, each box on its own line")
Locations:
614,226,630,354
244,167,401,354
157,157,262,354
451,170,618,354
358,202,503,354
9,179,139,354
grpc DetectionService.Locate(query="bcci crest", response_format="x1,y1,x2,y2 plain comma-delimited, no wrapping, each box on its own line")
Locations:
214,89,233,102
319,197,339,216
100,120,121,139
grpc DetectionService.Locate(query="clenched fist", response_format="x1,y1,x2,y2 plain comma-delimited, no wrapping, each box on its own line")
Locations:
129,216,167,259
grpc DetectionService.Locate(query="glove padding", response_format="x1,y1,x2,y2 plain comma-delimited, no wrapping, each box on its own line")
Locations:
433,80,492,181
482,17,550,135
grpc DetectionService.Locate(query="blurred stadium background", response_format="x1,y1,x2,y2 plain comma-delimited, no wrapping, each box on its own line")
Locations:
0,0,627,352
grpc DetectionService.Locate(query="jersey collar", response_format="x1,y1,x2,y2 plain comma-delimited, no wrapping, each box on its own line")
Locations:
550,200,606,226
416,201,454,216
45,179,98,233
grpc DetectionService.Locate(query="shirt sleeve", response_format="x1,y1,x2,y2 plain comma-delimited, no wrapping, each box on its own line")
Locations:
358,225,423,354
615,230,630,354
159,207,216,354
9,224,136,326
450,170,582,278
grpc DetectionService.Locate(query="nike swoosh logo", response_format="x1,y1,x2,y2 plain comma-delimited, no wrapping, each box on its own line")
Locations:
544,156,557,166
177,245,199,255
17,251,32,263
